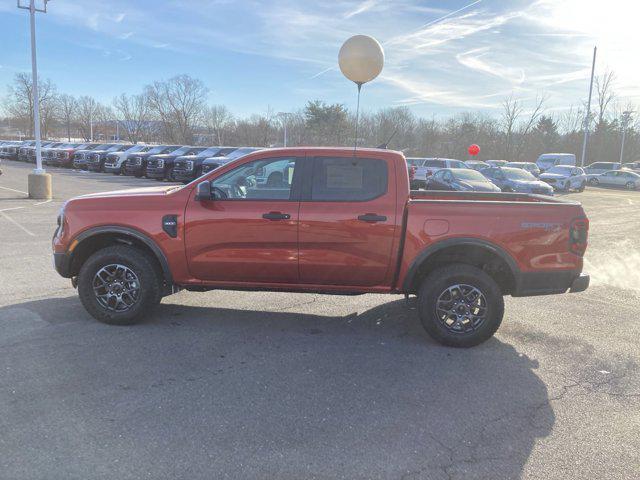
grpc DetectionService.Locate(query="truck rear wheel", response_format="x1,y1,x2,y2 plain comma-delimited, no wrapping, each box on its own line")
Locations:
77,245,163,325
417,264,504,347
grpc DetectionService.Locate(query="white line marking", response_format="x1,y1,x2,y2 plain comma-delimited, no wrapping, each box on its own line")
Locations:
0,211,36,237
0,185,28,195
34,199,52,206
0,206,26,213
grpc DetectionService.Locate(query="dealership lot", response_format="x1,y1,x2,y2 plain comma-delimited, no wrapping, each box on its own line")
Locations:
1,160,639,479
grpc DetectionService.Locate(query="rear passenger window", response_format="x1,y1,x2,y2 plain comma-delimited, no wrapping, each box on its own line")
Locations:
311,157,388,201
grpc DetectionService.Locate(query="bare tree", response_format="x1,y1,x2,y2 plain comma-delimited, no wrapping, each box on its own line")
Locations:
501,95,522,159
204,105,234,145
58,94,77,141
595,70,616,125
4,72,56,137
75,96,100,141
145,75,208,144
113,93,150,144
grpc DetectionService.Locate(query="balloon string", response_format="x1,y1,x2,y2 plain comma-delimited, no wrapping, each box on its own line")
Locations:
354,82,362,153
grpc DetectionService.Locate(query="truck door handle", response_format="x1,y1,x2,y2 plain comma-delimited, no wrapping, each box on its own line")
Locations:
262,212,291,220
357,213,387,223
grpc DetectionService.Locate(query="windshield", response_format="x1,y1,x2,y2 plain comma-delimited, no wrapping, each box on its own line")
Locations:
94,144,112,150
547,166,573,174
147,145,173,154
168,146,191,155
453,169,488,181
226,147,259,160
503,168,536,181
124,145,146,153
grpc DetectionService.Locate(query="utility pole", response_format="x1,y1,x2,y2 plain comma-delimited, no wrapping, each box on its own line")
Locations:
619,110,632,164
580,46,597,167
18,0,52,199
277,112,291,147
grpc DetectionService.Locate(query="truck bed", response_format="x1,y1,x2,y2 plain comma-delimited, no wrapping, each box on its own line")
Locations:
409,189,581,205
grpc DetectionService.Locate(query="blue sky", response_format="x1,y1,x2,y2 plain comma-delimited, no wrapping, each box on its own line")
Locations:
0,0,637,118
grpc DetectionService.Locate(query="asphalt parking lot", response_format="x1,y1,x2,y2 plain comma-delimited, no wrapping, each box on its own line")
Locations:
1,160,639,480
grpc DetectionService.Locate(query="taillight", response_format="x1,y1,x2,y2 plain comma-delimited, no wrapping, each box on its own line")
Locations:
569,218,589,256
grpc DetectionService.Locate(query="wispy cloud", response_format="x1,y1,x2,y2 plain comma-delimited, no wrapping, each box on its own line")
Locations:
343,0,378,19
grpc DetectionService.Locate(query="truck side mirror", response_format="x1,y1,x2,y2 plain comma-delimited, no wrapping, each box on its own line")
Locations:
195,181,212,201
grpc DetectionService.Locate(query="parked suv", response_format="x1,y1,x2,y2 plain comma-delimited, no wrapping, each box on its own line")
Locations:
407,157,467,189
536,153,576,173
146,146,207,181
87,144,133,172
74,144,116,169
172,146,237,182
585,162,622,183
201,147,262,174
481,166,554,195
539,166,587,192
104,145,152,174
124,145,181,177
505,162,541,177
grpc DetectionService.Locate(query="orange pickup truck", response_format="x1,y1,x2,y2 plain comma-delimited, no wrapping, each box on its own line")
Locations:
53,147,589,347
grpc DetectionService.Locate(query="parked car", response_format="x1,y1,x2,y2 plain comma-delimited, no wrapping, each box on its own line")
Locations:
426,168,501,192
43,143,79,164
585,162,622,183
539,166,587,192
172,146,237,182
73,144,116,169
146,146,207,181
50,143,98,168
29,142,64,163
407,157,467,189
536,153,576,172
52,147,589,348
625,161,640,171
123,145,181,177
104,145,153,174
590,170,640,190
0,141,23,160
485,160,508,167
505,161,540,177
201,147,262,174
17,140,37,161
86,144,133,172
481,167,554,195
465,160,490,171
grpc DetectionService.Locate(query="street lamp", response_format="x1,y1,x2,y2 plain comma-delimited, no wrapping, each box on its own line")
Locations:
620,110,633,164
276,112,291,147
17,0,52,199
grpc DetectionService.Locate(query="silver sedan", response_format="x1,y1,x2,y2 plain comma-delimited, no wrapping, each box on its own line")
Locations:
591,170,640,190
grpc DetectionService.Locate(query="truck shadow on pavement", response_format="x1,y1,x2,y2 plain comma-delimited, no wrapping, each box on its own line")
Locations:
1,296,554,479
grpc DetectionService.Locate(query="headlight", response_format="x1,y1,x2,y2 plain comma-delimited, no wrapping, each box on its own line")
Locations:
186,160,194,170
157,159,164,168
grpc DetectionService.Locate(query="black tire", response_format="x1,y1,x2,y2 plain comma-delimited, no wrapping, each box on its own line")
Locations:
625,181,636,190
589,177,599,186
77,245,163,325
577,181,586,192
417,264,504,348
563,181,571,192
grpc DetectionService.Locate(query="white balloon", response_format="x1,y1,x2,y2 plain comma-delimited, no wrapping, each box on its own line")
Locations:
338,35,384,85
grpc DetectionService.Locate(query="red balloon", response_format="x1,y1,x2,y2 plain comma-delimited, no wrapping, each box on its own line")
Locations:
468,144,480,156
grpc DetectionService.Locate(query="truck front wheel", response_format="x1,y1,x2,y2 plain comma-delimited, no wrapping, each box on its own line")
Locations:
77,245,163,325
417,264,504,347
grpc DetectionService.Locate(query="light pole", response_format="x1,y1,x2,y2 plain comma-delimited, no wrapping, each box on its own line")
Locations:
276,112,291,147
620,110,632,164
580,46,597,167
17,0,52,199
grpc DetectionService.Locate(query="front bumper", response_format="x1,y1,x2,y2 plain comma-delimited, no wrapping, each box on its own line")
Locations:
172,170,195,182
103,164,121,173
513,270,589,296
53,252,72,278
146,168,166,179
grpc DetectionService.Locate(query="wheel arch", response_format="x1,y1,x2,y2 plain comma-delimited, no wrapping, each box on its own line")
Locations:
402,238,519,295
69,226,173,289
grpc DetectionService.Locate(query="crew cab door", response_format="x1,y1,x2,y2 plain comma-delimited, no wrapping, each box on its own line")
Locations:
298,156,398,287
184,156,302,283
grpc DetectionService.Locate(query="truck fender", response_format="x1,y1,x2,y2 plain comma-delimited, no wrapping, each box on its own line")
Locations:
71,226,173,287
401,237,520,293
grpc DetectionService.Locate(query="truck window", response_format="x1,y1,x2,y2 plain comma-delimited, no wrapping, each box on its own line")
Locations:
310,157,388,201
211,157,298,200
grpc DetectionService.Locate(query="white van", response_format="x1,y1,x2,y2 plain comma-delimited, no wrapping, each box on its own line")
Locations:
536,153,576,173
